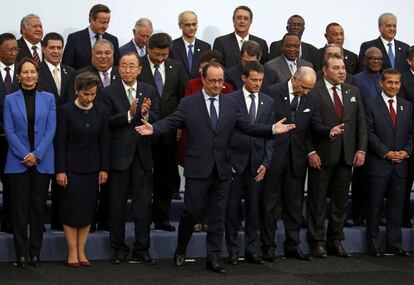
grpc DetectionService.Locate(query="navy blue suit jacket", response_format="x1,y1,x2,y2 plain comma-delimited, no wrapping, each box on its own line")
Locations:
364,95,413,178
358,37,409,72
213,33,268,68
119,40,139,55
170,37,211,79
225,64,243,91
265,81,330,177
62,28,120,70
354,70,382,106
227,90,274,176
152,92,273,179
103,80,159,171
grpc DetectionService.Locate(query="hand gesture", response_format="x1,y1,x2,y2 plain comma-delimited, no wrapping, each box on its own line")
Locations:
141,97,151,117
129,98,138,118
330,123,345,138
308,152,321,170
135,119,154,136
274,118,295,134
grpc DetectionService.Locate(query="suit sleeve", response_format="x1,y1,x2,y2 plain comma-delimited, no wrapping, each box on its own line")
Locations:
55,106,68,173
355,90,368,152
366,104,390,158
62,34,76,68
261,101,275,168
102,89,130,129
404,103,413,155
153,102,186,136
99,108,110,172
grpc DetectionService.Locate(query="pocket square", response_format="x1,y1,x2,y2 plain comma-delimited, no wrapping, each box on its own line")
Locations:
350,97,356,102
303,108,311,113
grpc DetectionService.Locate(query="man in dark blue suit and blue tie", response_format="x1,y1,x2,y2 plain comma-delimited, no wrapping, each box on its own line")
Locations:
136,62,296,273
119,18,153,57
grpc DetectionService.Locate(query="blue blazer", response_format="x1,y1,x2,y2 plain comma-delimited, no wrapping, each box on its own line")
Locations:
354,70,382,107
3,89,56,174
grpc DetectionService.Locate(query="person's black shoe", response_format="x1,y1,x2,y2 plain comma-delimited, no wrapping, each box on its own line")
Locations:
171,192,182,200
227,253,238,265
369,249,382,257
327,244,351,258
385,247,410,257
311,245,327,258
154,223,176,232
174,251,186,267
206,260,226,274
15,257,27,269
379,219,387,227
262,248,277,262
31,256,41,267
353,218,366,227
0,224,13,234
285,248,312,261
129,253,156,264
50,223,63,231
111,252,127,265
89,223,96,233
245,252,264,264
344,221,354,227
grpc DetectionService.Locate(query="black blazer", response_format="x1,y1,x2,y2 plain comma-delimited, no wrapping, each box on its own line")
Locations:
103,80,159,171
315,46,359,74
55,102,109,174
227,90,274,176
170,37,211,79
265,81,330,177
38,61,76,105
225,64,243,91
213,33,268,68
268,40,318,67
399,70,414,105
16,37,43,64
358,37,409,72
62,28,120,70
364,95,413,178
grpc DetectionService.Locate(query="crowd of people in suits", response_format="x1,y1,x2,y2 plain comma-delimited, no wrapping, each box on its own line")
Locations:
0,3,413,274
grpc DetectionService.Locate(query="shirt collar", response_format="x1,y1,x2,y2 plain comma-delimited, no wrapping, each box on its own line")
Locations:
235,33,249,43
202,88,219,101
324,79,342,92
288,78,295,95
380,36,395,47
45,60,61,72
23,38,41,52
381,91,397,103
88,26,100,40
122,80,137,92
0,61,14,70
182,37,195,47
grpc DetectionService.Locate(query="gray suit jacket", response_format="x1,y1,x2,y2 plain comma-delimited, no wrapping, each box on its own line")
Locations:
263,56,312,88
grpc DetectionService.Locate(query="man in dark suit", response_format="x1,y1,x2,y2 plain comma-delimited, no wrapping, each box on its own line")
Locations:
261,67,344,262
38,32,76,230
77,39,119,231
307,55,367,258
268,15,318,67
365,69,412,257
0,33,20,234
119,18,153,57
213,5,268,68
351,47,383,227
170,11,211,80
16,14,43,64
138,33,187,232
264,33,313,87
399,46,414,228
358,13,409,73
104,52,159,264
136,62,295,273
316,23,358,74
63,4,120,70
225,61,274,265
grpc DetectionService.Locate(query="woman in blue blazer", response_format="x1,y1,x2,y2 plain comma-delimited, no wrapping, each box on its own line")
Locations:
3,57,56,268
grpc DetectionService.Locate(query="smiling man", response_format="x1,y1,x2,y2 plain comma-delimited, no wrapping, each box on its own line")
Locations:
16,14,43,64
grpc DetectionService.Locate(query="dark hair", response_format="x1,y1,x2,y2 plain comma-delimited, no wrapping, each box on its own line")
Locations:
406,46,414,60
41,32,64,48
148,33,172,50
89,4,110,22
75,72,101,92
232,5,253,20
201,62,224,79
323,54,343,68
0,33,16,47
17,57,39,74
199,50,224,66
381,68,401,81
240,40,262,60
281,33,300,45
242,61,264,77
325,22,341,33
119,51,142,66
287,15,305,25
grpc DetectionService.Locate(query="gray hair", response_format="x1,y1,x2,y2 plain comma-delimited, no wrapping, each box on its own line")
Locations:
178,11,197,23
20,14,40,34
378,13,396,27
134,17,153,30
294,66,316,81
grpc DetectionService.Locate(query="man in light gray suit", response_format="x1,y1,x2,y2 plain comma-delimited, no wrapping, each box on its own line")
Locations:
263,33,312,88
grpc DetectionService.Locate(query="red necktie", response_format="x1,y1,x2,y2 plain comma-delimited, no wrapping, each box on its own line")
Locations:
332,86,343,118
388,99,396,127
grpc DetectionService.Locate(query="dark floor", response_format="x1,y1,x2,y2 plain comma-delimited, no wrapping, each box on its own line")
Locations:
2,254,414,285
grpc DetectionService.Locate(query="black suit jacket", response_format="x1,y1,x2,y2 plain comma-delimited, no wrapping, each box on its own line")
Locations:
152,92,273,179
268,40,318,67
213,33,268,68
399,70,414,105
227,90,274,176
225,64,243,90
358,37,409,72
38,61,76,105
76,65,120,104
265,81,330,177
16,37,43,64
170,37,211,79
103,80,159,171
62,28,120,70
315,46,359,74
364,95,413,178
307,80,368,167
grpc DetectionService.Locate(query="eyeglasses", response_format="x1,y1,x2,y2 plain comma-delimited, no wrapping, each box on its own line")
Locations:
205,78,224,84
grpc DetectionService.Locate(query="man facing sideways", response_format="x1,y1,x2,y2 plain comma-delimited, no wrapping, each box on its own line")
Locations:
120,18,153,57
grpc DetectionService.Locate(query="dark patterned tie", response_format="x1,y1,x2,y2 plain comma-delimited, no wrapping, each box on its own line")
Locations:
4,66,12,94
290,94,299,122
209,97,218,128
154,65,164,96
187,44,194,72
32,46,40,64
388,99,396,127
332,86,343,118
248,94,256,123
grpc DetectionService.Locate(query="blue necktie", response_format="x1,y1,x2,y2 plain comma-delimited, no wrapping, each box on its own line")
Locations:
248,94,256,123
387,42,395,68
154,65,164,96
138,47,146,57
209,97,218,128
187,44,194,72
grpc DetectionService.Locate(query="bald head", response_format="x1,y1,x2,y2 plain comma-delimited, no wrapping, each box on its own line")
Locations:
292,66,316,96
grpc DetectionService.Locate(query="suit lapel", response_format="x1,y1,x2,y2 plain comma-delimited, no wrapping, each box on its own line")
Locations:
196,92,214,131
280,60,293,80
341,85,351,121
230,34,242,65
16,91,28,124
318,83,337,117
176,39,190,75
236,91,249,117
377,96,394,129
280,83,292,117
60,65,70,95
375,37,391,68
41,62,59,95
